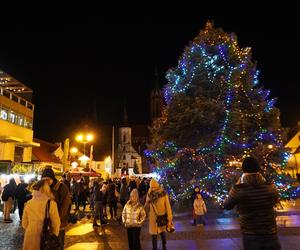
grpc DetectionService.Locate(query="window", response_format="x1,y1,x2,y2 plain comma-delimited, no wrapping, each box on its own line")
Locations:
9,112,16,123
18,115,24,126
123,135,126,143
0,109,8,120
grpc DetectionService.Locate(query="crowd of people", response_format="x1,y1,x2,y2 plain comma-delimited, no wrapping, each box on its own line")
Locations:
0,169,174,250
0,156,283,250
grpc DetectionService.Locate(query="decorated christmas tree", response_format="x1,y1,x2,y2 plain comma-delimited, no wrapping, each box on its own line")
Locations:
146,21,297,204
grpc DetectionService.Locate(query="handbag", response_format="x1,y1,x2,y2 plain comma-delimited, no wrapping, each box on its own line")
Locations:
150,202,168,227
40,200,61,250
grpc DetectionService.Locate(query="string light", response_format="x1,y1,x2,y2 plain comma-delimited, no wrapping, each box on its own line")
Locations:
147,21,297,203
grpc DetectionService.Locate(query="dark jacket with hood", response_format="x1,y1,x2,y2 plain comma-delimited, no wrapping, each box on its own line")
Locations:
51,179,71,228
223,173,279,235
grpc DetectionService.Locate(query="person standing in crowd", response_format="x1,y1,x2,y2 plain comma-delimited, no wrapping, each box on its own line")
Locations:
138,177,148,204
191,186,200,226
61,174,70,192
107,181,118,220
101,183,108,220
42,167,71,250
93,181,107,227
223,156,281,250
22,179,60,250
1,178,17,223
119,178,129,208
14,177,30,221
89,179,96,211
78,177,87,211
128,178,137,194
71,178,79,210
193,193,207,226
145,179,173,250
122,189,146,250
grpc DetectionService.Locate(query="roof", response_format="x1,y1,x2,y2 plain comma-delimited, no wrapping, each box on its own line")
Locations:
285,130,300,153
0,69,32,94
32,138,62,163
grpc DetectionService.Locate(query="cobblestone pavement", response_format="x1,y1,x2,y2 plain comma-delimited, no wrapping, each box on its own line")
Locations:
2,203,300,250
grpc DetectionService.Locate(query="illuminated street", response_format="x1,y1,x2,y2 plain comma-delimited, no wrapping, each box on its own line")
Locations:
2,200,300,250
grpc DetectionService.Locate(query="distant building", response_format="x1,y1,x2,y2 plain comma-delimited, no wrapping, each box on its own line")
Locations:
32,138,63,172
0,69,39,174
285,122,300,179
115,107,142,177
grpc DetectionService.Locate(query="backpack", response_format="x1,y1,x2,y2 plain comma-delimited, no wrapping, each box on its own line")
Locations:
1,189,9,202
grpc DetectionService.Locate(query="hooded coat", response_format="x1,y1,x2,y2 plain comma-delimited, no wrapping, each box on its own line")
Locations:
145,180,173,235
223,172,279,235
22,190,60,250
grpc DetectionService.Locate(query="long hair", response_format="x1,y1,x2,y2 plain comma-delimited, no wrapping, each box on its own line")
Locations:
33,179,55,200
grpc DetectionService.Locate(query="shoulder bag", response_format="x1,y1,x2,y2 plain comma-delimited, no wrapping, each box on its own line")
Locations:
150,202,168,227
40,200,60,250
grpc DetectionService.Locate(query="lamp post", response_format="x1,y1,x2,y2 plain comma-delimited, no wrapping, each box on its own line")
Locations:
75,133,94,170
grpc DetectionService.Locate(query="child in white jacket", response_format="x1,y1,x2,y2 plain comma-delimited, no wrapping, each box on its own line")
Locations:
193,193,207,226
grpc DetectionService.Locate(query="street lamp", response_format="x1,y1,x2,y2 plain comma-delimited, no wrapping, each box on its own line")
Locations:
75,133,94,156
75,133,94,170
70,147,78,155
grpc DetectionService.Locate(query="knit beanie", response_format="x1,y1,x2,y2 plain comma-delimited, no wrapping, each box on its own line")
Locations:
41,168,56,180
242,157,260,173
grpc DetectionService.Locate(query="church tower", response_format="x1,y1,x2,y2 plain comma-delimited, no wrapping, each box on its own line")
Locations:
116,105,142,176
150,68,164,122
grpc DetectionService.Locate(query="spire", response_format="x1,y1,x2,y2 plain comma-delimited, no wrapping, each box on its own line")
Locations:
123,100,128,126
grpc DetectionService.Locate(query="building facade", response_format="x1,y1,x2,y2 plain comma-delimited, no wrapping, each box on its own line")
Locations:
116,126,142,177
0,70,39,173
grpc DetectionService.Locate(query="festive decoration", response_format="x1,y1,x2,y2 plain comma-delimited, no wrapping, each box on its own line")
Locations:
146,21,297,203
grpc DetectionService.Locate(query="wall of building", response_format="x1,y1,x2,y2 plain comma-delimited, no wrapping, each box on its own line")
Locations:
0,120,34,161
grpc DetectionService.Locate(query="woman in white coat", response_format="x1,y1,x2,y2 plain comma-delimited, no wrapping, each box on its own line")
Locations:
22,179,61,250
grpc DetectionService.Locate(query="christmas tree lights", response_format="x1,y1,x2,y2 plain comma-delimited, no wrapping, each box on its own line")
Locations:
146,21,298,203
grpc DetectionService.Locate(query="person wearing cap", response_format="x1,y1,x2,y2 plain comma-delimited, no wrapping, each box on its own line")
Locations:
42,167,71,249
223,156,281,250
22,179,60,250
145,179,173,250
122,189,146,250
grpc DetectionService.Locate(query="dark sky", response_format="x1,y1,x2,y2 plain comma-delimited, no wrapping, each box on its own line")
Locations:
0,8,299,142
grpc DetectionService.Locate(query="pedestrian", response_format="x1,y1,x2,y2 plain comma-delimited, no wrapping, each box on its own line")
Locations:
138,177,148,204
22,179,60,250
223,156,281,250
61,174,71,192
1,178,17,223
193,193,207,226
107,182,118,220
15,177,30,221
101,183,108,220
122,189,146,250
191,186,200,226
93,181,107,227
42,167,71,249
78,178,87,211
145,179,173,250
71,178,79,210
119,178,129,208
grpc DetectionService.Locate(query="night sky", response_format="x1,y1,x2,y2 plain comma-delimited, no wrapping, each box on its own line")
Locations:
0,9,299,142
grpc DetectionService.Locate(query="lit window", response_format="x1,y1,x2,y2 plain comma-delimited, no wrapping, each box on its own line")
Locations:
9,112,16,123
18,116,24,126
0,109,8,120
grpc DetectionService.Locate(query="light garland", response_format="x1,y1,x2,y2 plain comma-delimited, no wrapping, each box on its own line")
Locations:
147,21,297,203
